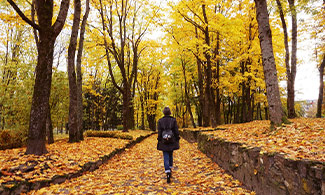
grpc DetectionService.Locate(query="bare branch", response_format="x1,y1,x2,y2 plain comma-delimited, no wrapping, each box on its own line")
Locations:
99,0,122,92
176,9,205,32
31,0,39,50
6,0,40,30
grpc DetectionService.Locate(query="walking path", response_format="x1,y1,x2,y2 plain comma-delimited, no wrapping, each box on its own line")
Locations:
30,135,254,194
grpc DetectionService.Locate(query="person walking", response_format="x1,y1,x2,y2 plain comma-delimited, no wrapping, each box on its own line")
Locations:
157,107,180,183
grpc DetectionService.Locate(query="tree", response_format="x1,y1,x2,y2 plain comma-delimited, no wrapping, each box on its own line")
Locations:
6,0,70,155
316,55,325,117
171,1,217,127
286,0,297,118
96,0,156,131
67,0,90,142
276,0,297,118
314,0,325,117
77,0,90,140
254,0,285,127
68,0,82,142
136,42,165,131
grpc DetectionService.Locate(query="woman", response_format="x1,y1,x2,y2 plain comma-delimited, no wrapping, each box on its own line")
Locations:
157,107,180,183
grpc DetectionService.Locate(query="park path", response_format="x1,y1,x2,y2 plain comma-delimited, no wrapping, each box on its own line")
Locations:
29,135,254,194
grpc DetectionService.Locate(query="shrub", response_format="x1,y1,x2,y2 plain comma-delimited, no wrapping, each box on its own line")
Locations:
116,125,124,130
84,130,133,140
0,129,12,143
0,129,27,150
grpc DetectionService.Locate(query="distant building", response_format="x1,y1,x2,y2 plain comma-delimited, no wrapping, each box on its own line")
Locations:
305,100,317,108
300,100,318,117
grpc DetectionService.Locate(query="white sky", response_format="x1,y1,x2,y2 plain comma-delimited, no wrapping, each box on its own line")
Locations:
295,43,319,101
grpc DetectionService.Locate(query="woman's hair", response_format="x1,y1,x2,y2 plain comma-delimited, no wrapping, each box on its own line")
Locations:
163,107,171,116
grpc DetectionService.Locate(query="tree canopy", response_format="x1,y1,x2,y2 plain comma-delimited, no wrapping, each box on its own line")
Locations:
0,0,324,154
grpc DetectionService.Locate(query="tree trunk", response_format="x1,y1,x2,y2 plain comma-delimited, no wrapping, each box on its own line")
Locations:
246,85,253,122
287,0,297,118
197,60,205,127
241,66,247,123
264,105,269,120
229,101,232,124
76,0,90,140
254,0,284,126
235,97,241,123
26,32,54,154
227,98,232,124
182,59,196,128
140,97,145,129
316,55,325,117
259,103,263,120
222,98,224,123
276,0,292,118
68,0,81,143
255,102,259,120
128,100,135,130
202,4,216,127
122,82,130,132
46,108,54,144
195,28,206,127
250,94,254,121
147,114,156,131
215,33,221,125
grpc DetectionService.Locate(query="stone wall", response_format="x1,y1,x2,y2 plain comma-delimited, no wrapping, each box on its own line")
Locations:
180,130,325,195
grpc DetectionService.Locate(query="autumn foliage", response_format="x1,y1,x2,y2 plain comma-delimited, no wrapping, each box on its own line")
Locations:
0,130,152,189
0,0,324,193
201,118,325,162
28,136,255,194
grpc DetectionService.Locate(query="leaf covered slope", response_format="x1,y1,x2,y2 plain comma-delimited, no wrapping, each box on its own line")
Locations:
204,118,324,162
0,130,151,185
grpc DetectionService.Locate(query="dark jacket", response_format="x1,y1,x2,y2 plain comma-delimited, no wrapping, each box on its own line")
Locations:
157,115,180,151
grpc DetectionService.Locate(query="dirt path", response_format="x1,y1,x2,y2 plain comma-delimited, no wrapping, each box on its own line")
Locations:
29,135,254,194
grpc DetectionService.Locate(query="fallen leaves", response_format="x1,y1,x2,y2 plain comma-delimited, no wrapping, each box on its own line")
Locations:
0,130,152,187
202,118,325,162
28,135,254,194
0,137,127,185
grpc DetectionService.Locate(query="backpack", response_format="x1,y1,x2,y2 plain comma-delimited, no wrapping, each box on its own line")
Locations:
162,119,174,144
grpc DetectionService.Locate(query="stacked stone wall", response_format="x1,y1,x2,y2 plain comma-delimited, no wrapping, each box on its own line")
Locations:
180,130,325,195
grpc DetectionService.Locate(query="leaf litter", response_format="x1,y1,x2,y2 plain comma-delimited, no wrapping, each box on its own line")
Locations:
203,118,324,162
28,135,254,194
0,130,152,185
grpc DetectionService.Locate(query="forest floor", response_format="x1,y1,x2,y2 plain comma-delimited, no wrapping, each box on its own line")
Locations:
27,135,254,195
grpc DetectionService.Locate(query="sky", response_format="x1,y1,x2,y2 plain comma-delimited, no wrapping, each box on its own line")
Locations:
295,44,319,101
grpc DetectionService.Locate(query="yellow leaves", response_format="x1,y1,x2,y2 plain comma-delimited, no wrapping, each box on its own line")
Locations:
0,130,154,189
0,137,131,185
203,118,325,162
27,136,254,194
